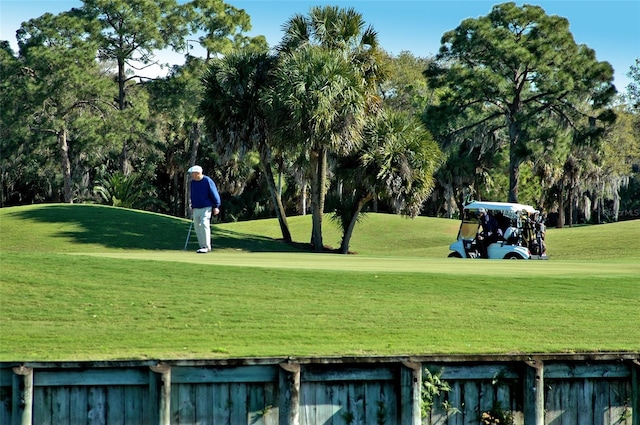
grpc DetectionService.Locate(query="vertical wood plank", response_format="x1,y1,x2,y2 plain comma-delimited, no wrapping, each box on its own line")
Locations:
39,387,53,425
383,382,397,425
544,380,560,425
247,383,264,425
31,387,46,425
495,381,511,412
124,386,143,425
324,383,339,425
176,384,196,425
212,382,231,425
330,382,348,425
364,382,380,425
106,386,124,425
170,384,179,425
400,362,421,425
447,381,463,425
577,379,594,425
51,386,70,425
195,383,213,425
313,382,331,423
87,386,106,425
429,389,448,425
347,382,365,425
461,381,478,425
379,382,395,425
147,369,159,425
69,386,87,425
313,382,323,425
230,383,247,424
263,382,279,425
565,380,578,425
479,381,494,413
298,382,310,425
594,379,610,425
608,379,631,425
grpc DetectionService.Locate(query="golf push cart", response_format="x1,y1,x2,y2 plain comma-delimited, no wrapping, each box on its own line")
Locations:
448,201,548,260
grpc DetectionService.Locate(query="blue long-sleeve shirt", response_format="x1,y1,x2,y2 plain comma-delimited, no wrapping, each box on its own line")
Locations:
190,176,221,209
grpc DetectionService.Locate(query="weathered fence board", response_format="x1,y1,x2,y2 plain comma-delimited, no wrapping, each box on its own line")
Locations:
172,365,278,384
212,382,231,424
34,369,148,386
1,354,638,425
86,386,106,425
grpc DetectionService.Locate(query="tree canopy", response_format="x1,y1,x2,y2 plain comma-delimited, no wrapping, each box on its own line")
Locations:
2,1,637,236
423,2,617,204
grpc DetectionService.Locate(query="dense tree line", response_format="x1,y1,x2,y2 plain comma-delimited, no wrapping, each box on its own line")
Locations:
2,1,638,251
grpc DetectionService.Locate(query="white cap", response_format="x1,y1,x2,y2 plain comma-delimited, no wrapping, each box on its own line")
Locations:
187,165,203,173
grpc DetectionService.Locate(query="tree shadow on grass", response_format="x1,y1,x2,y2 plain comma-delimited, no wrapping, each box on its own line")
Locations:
10,204,307,253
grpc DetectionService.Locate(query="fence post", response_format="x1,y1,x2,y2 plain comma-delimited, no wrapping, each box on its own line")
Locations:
279,363,300,425
400,361,422,425
150,364,171,425
632,360,639,425
524,359,544,425
11,366,33,425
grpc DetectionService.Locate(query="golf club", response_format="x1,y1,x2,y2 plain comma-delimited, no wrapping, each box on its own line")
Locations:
183,221,193,250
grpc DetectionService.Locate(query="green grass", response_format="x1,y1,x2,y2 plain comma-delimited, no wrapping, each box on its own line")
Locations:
1,204,639,361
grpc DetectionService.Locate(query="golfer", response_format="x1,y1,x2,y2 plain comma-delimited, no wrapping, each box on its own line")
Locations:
188,165,221,253
478,207,500,259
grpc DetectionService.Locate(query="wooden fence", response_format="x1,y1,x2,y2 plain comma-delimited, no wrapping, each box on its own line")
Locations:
1,353,639,425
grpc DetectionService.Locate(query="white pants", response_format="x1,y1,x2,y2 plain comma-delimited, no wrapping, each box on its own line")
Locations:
192,207,212,250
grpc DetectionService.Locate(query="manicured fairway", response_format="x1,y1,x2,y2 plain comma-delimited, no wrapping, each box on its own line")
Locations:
1,204,638,361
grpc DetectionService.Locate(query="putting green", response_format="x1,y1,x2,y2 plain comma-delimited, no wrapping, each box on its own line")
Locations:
76,251,640,277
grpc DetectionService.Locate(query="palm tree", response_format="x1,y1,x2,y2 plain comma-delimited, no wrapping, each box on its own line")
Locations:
331,110,443,253
269,44,367,250
274,6,385,251
201,51,292,242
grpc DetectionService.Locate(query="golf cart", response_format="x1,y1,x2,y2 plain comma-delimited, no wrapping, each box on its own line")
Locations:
448,201,548,260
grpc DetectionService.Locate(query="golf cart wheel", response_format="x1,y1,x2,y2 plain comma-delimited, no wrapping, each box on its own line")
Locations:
504,252,524,260
448,252,462,258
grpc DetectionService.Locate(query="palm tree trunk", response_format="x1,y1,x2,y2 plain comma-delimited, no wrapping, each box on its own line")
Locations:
319,147,327,214
568,187,574,227
260,144,292,243
300,183,307,215
340,194,373,254
310,149,323,251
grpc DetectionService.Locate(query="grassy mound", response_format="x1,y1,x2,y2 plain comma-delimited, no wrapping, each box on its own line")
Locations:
1,204,639,361
4,203,638,259
0,203,458,256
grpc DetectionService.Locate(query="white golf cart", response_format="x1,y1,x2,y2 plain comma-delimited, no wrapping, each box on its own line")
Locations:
448,201,548,260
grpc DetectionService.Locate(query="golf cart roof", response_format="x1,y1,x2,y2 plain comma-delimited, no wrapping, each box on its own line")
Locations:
464,201,538,214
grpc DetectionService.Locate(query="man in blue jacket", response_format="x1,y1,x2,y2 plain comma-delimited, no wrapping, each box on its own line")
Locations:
188,165,221,253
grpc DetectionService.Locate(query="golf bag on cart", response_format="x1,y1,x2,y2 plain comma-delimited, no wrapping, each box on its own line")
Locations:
527,214,547,256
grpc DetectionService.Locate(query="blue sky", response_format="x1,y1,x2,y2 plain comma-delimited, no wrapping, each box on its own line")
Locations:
1,0,638,91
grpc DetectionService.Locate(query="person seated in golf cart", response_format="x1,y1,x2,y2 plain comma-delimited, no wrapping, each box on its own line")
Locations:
448,201,547,259
477,207,501,258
